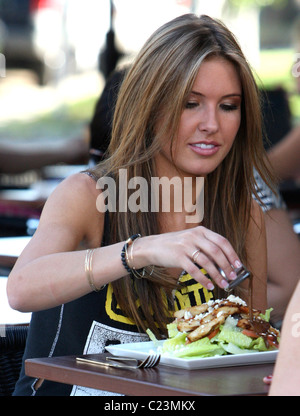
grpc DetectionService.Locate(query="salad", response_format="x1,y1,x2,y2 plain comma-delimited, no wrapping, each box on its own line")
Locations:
149,295,280,359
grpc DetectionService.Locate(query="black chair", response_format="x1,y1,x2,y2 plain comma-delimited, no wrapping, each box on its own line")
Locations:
0,325,28,396
261,87,292,150
262,87,300,213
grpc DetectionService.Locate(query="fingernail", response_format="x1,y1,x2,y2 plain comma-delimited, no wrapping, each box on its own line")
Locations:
235,260,242,268
221,280,229,289
229,271,237,280
263,375,273,385
207,283,214,291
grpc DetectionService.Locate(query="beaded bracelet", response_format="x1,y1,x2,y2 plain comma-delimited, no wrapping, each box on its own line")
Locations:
121,234,141,275
121,234,155,279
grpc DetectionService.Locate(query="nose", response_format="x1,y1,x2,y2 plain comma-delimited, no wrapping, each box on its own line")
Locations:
198,105,219,135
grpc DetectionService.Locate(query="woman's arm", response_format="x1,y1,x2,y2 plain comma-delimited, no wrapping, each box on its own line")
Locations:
269,281,300,396
7,173,126,312
265,208,300,323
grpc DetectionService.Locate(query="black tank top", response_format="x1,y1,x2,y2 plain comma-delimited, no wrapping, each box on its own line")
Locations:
13,177,213,396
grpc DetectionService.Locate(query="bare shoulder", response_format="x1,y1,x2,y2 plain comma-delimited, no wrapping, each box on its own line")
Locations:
53,171,100,199
43,172,100,211
38,172,104,247
10,172,105,273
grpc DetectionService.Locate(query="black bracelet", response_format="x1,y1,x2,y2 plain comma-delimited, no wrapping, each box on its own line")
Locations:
121,234,141,275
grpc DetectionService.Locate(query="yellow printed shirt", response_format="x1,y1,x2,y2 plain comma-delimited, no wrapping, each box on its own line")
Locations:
104,271,214,329
173,271,214,312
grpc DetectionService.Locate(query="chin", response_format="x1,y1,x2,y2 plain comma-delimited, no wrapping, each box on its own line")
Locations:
185,164,220,177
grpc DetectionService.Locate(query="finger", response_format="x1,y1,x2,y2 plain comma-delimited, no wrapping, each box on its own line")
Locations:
184,262,215,291
199,228,242,277
191,239,236,284
201,227,242,265
192,249,230,289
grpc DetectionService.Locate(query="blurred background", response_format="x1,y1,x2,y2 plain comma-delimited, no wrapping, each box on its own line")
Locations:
1,0,300,145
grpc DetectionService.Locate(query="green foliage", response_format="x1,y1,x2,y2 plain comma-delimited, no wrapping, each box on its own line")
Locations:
228,0,286,7
0,96,97,142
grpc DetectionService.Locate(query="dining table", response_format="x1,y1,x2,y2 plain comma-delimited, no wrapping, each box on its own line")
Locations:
25,352,274,396
0,181,57,212
0,164,88,214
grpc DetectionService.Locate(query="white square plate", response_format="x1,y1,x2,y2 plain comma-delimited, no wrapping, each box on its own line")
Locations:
106,340,278,370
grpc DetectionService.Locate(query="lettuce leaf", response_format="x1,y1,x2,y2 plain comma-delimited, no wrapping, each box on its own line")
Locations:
259,308,273,323
162,334,225,358
166,322,179,339
162,332,187,353
221,342,257,355
250,336,279,352
146,328,160,347
218,325,276,352
217,326,253,349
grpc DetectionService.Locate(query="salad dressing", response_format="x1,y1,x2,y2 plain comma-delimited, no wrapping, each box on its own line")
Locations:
248,273,253,321
247,274,278,348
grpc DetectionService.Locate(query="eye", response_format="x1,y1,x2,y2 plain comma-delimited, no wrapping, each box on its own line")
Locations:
220,103,239,112
185,101,199,109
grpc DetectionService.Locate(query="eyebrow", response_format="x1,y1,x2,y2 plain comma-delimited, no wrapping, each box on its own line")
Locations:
191,91,242,98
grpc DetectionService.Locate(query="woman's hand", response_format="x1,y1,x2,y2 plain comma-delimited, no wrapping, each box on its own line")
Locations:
135,226,242,290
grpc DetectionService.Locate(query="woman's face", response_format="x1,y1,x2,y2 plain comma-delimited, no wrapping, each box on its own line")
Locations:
156,56,242,178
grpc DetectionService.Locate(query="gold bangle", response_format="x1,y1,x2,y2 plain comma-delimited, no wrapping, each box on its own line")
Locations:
131,266,155,280
129,236,140,269
85,249,105,292
129,237,154,279
125,241,132,269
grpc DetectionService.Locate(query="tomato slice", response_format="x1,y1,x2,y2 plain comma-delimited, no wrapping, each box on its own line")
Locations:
242,329,259,338
208,328,220,340
267,335,279,348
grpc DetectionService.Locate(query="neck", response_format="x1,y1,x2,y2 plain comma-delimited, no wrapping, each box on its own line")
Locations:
159,211,200,233
152,175,204,226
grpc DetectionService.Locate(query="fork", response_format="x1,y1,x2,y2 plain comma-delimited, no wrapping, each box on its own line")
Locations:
106,354,161,369
76,353,160,369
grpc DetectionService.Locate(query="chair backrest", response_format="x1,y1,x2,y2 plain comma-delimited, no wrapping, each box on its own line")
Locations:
0,325,29,396
261,87,292,150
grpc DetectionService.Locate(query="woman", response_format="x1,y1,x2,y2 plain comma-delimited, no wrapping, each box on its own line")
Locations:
8,14,271,396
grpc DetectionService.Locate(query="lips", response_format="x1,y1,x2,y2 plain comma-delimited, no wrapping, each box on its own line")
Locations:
193,143,216,149
189,141,220,156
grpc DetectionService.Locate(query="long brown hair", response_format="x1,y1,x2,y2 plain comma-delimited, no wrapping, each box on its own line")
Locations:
92,14,273,337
